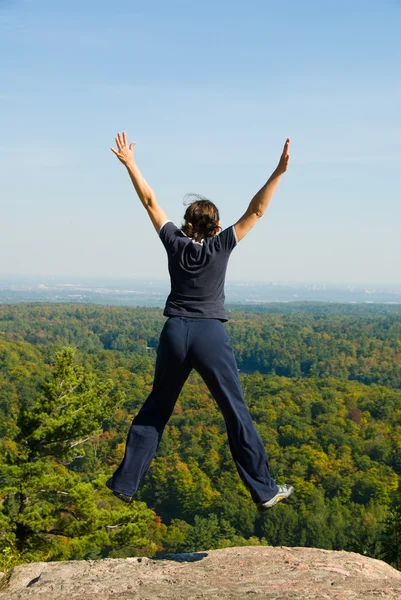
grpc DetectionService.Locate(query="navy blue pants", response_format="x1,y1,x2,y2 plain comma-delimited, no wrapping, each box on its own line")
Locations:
110,317,278,504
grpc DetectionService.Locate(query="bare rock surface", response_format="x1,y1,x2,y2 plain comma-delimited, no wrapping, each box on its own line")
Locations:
1,546,401,600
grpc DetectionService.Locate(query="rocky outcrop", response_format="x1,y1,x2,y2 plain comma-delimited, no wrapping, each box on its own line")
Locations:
1,545,401,600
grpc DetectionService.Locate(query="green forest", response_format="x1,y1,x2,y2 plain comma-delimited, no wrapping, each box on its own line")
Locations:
1,302,401,572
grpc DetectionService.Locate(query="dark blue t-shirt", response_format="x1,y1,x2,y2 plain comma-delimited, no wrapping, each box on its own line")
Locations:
159,221,238,322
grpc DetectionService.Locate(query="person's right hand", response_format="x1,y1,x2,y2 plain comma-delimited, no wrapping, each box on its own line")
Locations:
110,132,135,166
276,138,290,175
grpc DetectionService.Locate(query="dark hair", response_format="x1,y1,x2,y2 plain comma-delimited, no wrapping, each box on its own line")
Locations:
181,194,220,240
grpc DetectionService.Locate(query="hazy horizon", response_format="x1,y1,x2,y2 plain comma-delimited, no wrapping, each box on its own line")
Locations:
1,273,400,289
1,0,400,284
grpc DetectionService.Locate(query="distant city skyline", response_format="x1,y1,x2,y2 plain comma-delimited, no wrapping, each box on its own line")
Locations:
0,270,401,288
1,272,401,288
1,273,400,292
1,0,400,284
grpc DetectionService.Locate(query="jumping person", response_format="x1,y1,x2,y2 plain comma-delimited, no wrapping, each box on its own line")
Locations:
106,132,293,512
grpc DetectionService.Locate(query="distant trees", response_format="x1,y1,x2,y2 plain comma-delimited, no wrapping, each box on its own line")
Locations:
1,304,401,388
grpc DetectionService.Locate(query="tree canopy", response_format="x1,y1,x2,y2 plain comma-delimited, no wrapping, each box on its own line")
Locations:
1,303,401,570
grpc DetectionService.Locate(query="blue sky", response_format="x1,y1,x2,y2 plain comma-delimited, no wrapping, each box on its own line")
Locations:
1,0,400,284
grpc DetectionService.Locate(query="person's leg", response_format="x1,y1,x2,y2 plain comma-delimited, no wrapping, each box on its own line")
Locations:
110,317,192,496
189,319,278,505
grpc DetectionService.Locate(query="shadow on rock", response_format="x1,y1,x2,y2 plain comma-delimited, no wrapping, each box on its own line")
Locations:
152,552,208,563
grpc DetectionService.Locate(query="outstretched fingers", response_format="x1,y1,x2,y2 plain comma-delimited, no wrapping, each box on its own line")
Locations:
110,132,136,164
283,138,291,155
275,137,291,174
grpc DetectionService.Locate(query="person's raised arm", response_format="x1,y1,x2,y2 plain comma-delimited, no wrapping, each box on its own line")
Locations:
110,132,169,233
234,138,290,242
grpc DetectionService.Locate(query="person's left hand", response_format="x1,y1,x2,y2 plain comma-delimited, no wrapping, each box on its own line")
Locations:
276,138,291,175
110,132,135,166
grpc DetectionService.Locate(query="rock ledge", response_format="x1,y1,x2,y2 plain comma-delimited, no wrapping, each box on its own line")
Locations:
1,545,401,600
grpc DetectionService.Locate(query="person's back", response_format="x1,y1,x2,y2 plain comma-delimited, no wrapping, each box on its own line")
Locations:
159,219,238,321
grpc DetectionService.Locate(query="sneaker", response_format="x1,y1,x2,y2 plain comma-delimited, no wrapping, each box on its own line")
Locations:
257,484,294,512
106,478,134,505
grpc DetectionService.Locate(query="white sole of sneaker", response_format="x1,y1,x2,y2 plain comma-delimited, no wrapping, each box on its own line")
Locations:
257,485,294,512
